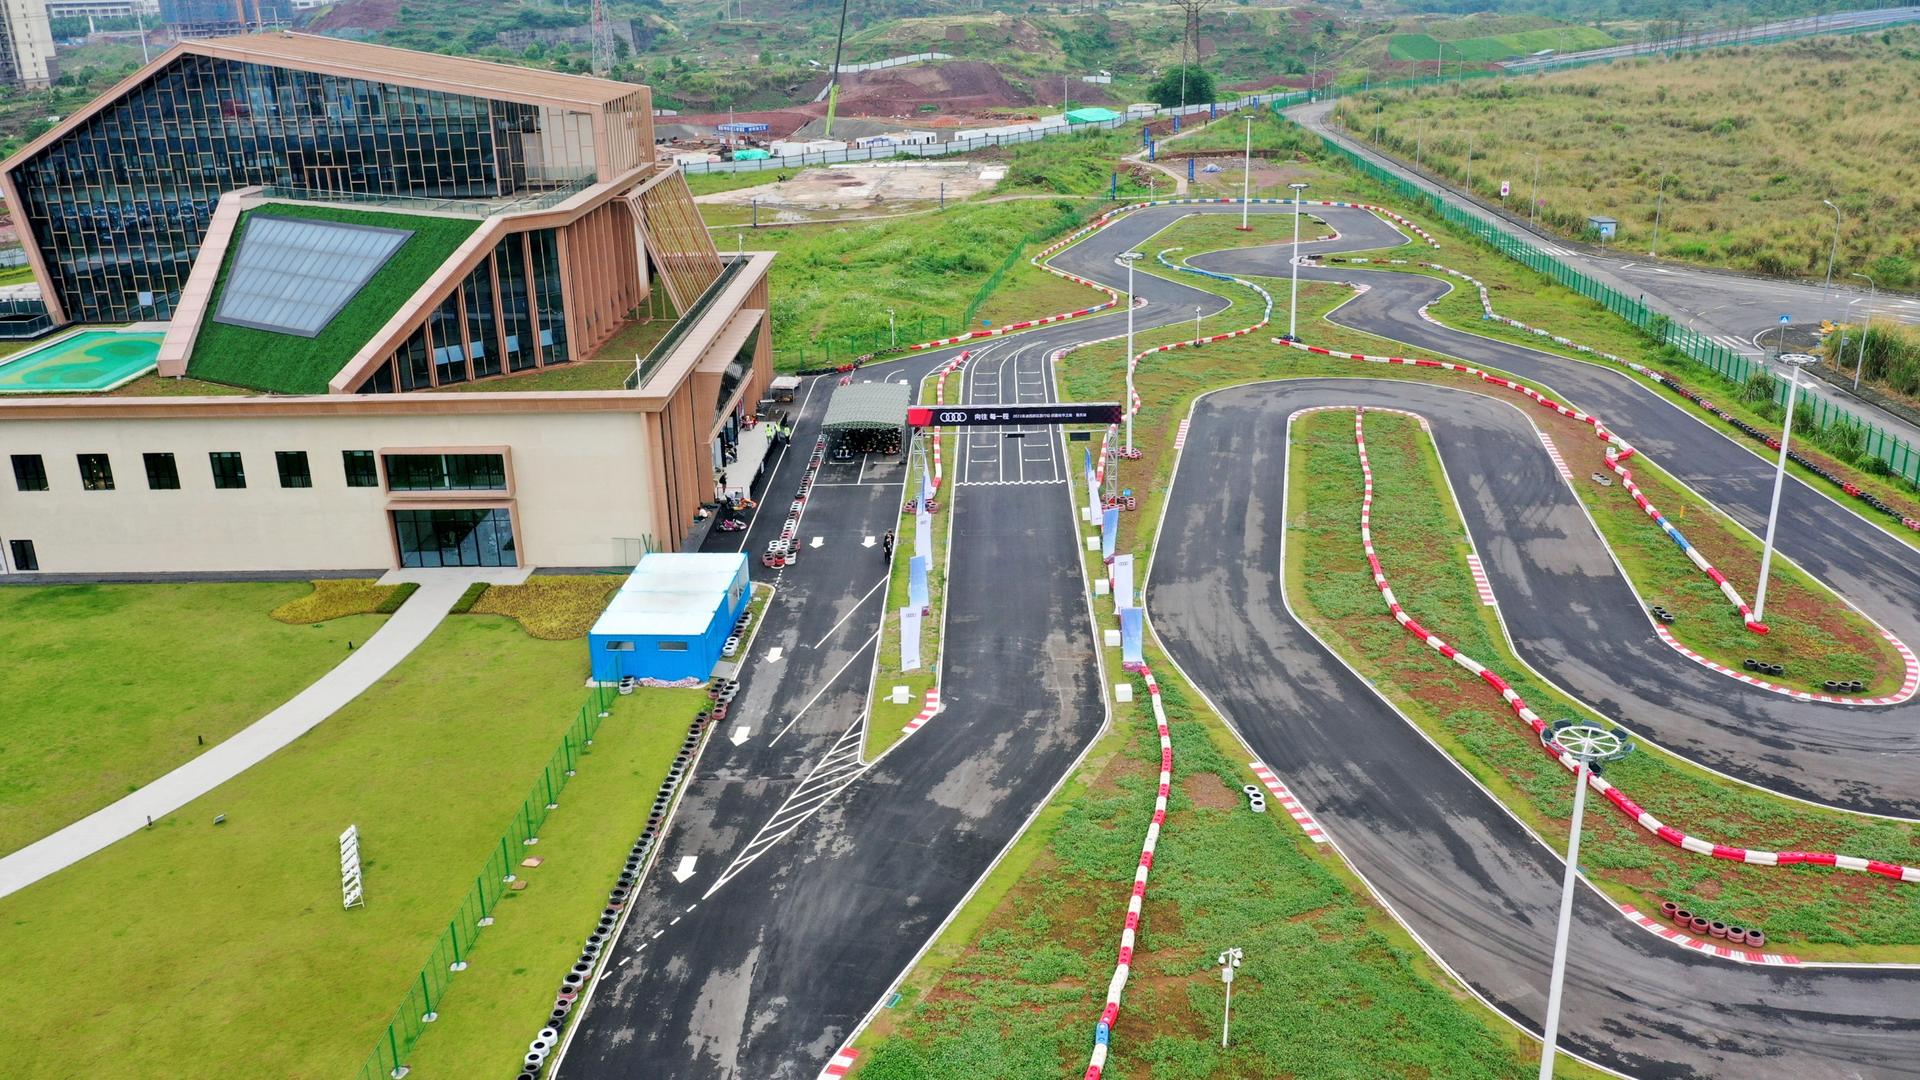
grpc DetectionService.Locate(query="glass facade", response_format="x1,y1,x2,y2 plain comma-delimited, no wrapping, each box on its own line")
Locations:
393,507,516,568
10,53,599,323
353,227,570,393
383,452,507,492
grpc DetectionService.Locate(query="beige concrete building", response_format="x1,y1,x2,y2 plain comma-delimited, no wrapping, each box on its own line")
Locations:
0,0,55,89
0,35,775,575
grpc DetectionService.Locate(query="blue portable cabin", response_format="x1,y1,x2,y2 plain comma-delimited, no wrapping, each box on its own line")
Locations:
589,552,751,683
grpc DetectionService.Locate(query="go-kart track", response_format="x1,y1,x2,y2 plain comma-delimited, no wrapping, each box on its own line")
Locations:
553,200,1920,1079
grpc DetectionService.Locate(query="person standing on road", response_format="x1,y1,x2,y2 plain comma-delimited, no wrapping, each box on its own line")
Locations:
882,530,894,559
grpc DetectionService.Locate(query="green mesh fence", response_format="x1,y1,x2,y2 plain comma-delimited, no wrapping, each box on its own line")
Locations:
352,682,617,1080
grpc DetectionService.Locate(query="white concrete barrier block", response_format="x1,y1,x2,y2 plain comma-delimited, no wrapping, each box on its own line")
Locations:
1093,579,1110,596
891,685,910,705
1115,684,1133,702
1087,536,1101,551
1104,628,1122,647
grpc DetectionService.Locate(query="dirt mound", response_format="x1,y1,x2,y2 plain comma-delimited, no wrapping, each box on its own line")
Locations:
307,0,396,32
835,60,1032,115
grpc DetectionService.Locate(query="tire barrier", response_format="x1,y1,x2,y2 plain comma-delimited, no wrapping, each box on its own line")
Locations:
1654,624,1918,706
1630,365,1920,535
1278,336,1769,634
1410,259,1920,535
517,704,722,1078
1347,406,1920,886
1082,664,1172,1080
927,350,970,491
1624,903,1794,965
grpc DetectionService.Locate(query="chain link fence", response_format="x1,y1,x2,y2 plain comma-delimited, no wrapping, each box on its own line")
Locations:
353,683,617,1080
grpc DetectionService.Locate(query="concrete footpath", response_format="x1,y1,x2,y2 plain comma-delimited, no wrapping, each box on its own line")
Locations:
0,577,469,900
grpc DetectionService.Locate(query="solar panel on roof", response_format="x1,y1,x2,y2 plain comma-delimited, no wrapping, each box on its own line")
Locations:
212,215,414,338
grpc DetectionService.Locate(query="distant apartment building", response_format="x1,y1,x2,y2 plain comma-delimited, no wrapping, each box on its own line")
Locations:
158,0,290,36
46,0,159,21
0,0,56,87
0,34,775,575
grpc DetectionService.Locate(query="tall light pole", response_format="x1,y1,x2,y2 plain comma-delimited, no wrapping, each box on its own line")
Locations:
1237,114,1254,231
1194,305,1203,343
888,308,896,348
1529,152,1541,229
1217,947,1243,1048
1286,181,1309,339
1435,40,1443,78
1753,352,1818,624
1649,173,1668,257
1822,198,1841,295
1536,722,1634,1080
1119,251,1143,453
1464,132,1474,197
1850,271,1876,390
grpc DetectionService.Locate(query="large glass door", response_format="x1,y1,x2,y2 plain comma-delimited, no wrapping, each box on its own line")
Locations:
392,507,516,567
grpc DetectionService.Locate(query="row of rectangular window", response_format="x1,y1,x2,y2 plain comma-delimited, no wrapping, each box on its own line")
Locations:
9,449,381,492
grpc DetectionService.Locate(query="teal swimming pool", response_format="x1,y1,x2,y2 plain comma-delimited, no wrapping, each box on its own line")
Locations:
0,330,164,393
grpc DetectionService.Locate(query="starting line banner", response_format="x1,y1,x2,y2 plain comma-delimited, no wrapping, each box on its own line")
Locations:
1119,607,1144,669
907,402,1123,427
900,606,923,671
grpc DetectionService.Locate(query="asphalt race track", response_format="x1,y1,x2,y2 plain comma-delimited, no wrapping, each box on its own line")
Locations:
558,199,1920,1078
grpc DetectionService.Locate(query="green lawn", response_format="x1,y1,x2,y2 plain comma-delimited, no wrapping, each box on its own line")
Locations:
399,686,706,1076
865,425,952,760
438,360,637,393
0,582,386,856
1386,26,1615,62
0,615,650,1078
187,203,480,395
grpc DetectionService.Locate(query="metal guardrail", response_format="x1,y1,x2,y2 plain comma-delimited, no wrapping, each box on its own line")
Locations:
259,177,597,218
624,256,752,390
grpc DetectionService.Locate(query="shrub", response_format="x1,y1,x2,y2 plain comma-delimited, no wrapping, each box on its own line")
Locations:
374,582,419,614
450,581,490,615
272,579,405,623
470,576,620,639
1739,369,1777,403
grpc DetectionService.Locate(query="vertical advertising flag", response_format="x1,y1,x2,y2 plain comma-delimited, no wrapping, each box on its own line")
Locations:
1101,505,1119,559
1120,606,1145,668
1111,553,1134,609
915,502,931,560
899,606,923,670
908,554,930,610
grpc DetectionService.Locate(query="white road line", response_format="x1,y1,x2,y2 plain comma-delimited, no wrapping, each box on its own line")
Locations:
768,629,880,745
811,575,890,650
704,716,870,899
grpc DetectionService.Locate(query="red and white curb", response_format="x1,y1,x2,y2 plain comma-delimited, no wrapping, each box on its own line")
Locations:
1173,418,1190,451
899,688,943,735
1350,406,1920,885
1537,432,1574,483
1616,904,1799,965
1281,336,1769,634
817,1047,858,1078
1083,665,1172,1080
1464,552,1498,606
927,350,970,491
1654,624,1919,706
1248,760,1328,843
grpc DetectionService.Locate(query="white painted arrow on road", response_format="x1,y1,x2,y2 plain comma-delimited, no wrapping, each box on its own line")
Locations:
731,726,751,746
862,535,876,547
810,536,824,548
672,856,698,883
766,647,784,662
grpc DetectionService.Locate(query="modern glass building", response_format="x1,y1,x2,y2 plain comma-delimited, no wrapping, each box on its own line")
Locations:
0,36,781,575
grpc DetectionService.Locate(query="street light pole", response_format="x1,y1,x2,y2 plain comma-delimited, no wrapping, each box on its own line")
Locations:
1822,198,1841,295
889,308,896,348
1119,251,1143,453
1194,305,1203,344
1529,153,1540,229
1536,723,1633,1080
1850,272,1876,390
1753,353,1816,624
1287,181,1308,339
1238,115,1254,230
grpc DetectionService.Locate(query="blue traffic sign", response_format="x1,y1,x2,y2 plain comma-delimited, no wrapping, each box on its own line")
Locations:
1779,314,1791,324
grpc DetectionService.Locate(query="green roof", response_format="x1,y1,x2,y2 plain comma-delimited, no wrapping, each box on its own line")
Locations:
821,381,911,431
1065,107,1120,124
186,203,481,395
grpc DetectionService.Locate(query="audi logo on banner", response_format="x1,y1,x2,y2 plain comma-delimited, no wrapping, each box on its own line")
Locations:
907,403,1125,427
